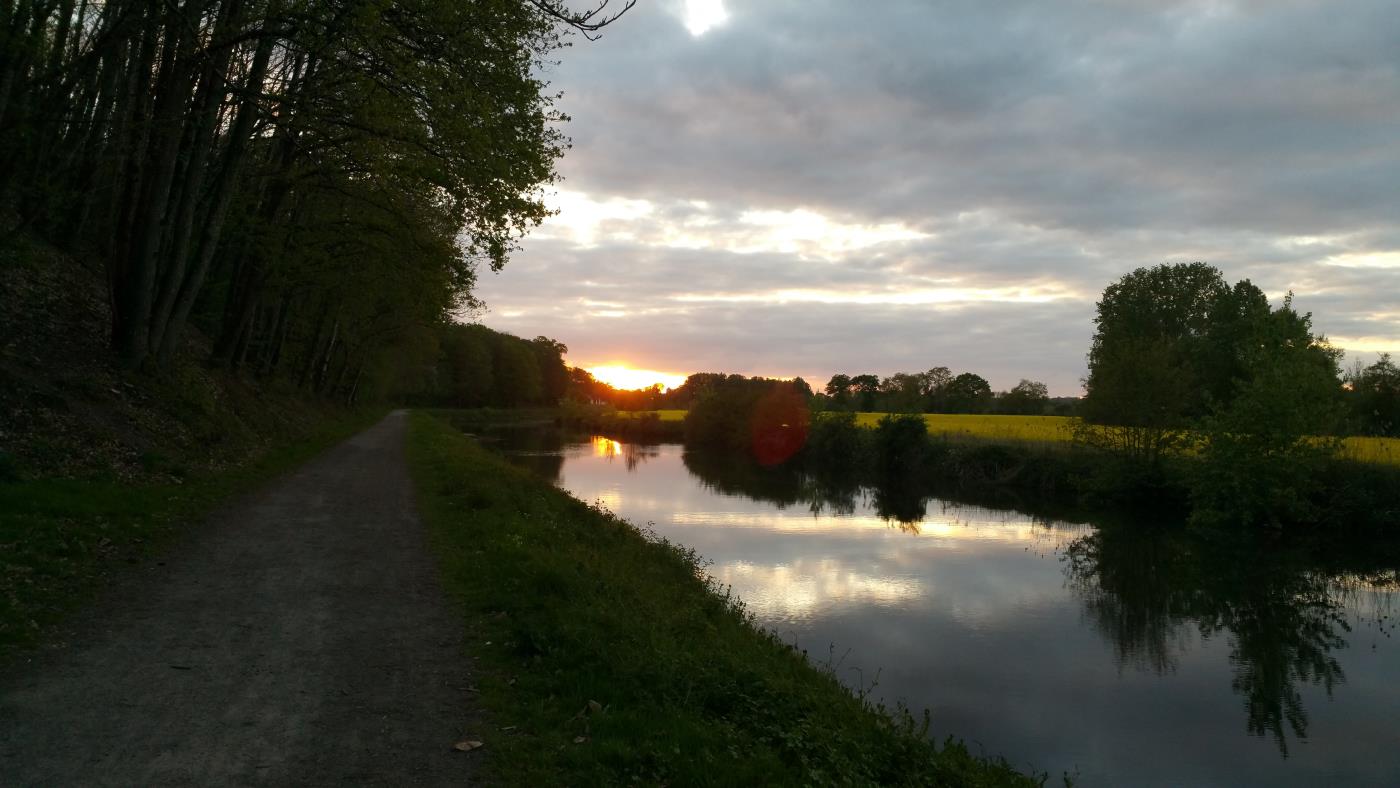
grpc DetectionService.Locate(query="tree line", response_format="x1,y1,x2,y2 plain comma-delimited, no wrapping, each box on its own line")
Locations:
424,324,567,409
563,367,1071,417
818,370,1065,416
0,0,626,401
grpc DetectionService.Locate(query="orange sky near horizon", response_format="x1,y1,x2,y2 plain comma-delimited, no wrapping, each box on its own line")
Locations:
585,364,688,391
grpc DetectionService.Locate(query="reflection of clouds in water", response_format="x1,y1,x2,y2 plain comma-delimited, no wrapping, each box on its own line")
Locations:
711,558,924,620
510,433,1400,785
668,508,1086,547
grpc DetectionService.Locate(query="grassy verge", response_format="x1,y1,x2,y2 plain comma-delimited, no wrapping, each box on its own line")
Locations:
0,408,384,652
405,411,1044,787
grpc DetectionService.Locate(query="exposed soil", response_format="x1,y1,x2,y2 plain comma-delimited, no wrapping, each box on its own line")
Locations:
0,411,480,785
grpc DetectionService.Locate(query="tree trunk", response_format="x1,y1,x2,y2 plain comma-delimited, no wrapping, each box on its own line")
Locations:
154,26,273,366
149,0,245,357
112,2,198,368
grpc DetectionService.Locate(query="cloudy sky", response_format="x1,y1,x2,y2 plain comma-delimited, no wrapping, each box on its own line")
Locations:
474,0,1400,395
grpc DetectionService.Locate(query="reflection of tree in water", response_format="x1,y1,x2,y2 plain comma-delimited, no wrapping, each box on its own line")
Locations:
681,449,809,507
594,438,661,472
1065,527,1365,755
871,481,926,528
482,425,567,482
682,449,929,526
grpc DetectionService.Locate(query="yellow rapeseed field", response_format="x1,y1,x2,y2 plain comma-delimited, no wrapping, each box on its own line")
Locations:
627,409,1400,467
1340,436,1400,466
617,409,687,422
853,412,1077,443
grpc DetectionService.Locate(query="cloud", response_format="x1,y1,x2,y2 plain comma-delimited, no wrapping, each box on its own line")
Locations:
476,0,1400,394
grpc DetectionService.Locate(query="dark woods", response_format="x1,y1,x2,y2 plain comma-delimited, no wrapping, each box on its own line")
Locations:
0,0,623,402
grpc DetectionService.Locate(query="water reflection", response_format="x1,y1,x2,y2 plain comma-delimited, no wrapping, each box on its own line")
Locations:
1066,529,1398,756
479,426,1400,786
591,436,660,471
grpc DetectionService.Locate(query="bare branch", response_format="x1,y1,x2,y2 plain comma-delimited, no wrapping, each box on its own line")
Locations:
528,0,638,41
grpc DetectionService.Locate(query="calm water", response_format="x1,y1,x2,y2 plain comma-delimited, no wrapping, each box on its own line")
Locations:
488,428,1400,786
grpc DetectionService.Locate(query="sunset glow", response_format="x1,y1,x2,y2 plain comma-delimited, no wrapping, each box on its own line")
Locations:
587,364,687,391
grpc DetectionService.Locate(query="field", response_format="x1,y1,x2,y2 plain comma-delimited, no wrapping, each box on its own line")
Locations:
1341,436,1400,466
853,412,1076,443
615,409,687,422
623,410,1400,467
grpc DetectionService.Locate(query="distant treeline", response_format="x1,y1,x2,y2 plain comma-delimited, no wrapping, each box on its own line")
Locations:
566,368,1076,416
420,325,568,409
817,370,1076,416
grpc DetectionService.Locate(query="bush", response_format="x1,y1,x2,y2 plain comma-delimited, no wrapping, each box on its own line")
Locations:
805,410,865,470
874,414,928,481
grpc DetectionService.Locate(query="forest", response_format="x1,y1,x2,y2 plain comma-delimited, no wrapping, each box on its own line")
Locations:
0,0,608,404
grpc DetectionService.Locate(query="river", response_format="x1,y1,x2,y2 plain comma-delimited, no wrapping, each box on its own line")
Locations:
486,426,1400,786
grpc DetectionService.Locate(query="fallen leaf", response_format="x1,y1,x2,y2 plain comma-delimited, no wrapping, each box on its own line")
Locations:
452,740,484,752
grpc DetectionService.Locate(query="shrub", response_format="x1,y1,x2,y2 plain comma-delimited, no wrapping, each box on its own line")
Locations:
873,414,928,481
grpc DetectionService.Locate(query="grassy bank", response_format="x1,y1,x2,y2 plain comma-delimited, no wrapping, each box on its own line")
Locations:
406,412,1044,787
0,409,383,652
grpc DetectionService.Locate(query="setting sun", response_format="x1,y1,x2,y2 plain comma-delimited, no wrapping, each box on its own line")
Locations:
587,364,687,391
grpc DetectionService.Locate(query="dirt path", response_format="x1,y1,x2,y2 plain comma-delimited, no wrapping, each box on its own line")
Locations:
1,411,479,786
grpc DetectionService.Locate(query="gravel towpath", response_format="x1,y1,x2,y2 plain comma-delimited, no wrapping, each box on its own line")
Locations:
1,410,478,786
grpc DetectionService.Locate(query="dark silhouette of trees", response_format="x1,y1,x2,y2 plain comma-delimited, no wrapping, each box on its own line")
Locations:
1345,354,1400,437
819,365,1045,415
0,0,630,400
997,379,1049,415
1080,263,1288,467
941,372,992,414
1080,263,1346,527
1191,297,1343,527
432,324,566,408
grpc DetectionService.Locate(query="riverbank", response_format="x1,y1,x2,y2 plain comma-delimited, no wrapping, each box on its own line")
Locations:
405,411,1045,786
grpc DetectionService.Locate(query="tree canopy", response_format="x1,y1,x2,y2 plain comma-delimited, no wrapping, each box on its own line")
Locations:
0,0,626,401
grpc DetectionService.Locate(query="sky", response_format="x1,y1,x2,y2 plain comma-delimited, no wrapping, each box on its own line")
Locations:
474,0,1400,396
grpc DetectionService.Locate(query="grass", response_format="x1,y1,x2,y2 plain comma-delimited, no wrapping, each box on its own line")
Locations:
406,411,1045,787
0,408,384,652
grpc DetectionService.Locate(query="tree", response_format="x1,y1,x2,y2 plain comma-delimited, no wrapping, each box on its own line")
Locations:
942,373,992,414
879,372,925,413
998,379,1049,415
790,376,814,400
1191,296,1344,528
850,374,880,411
919,366,953,410
1345,354,1400,436
0,0,633,391
1081,263,1269,465
442,326,497,407
824,374,852,410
